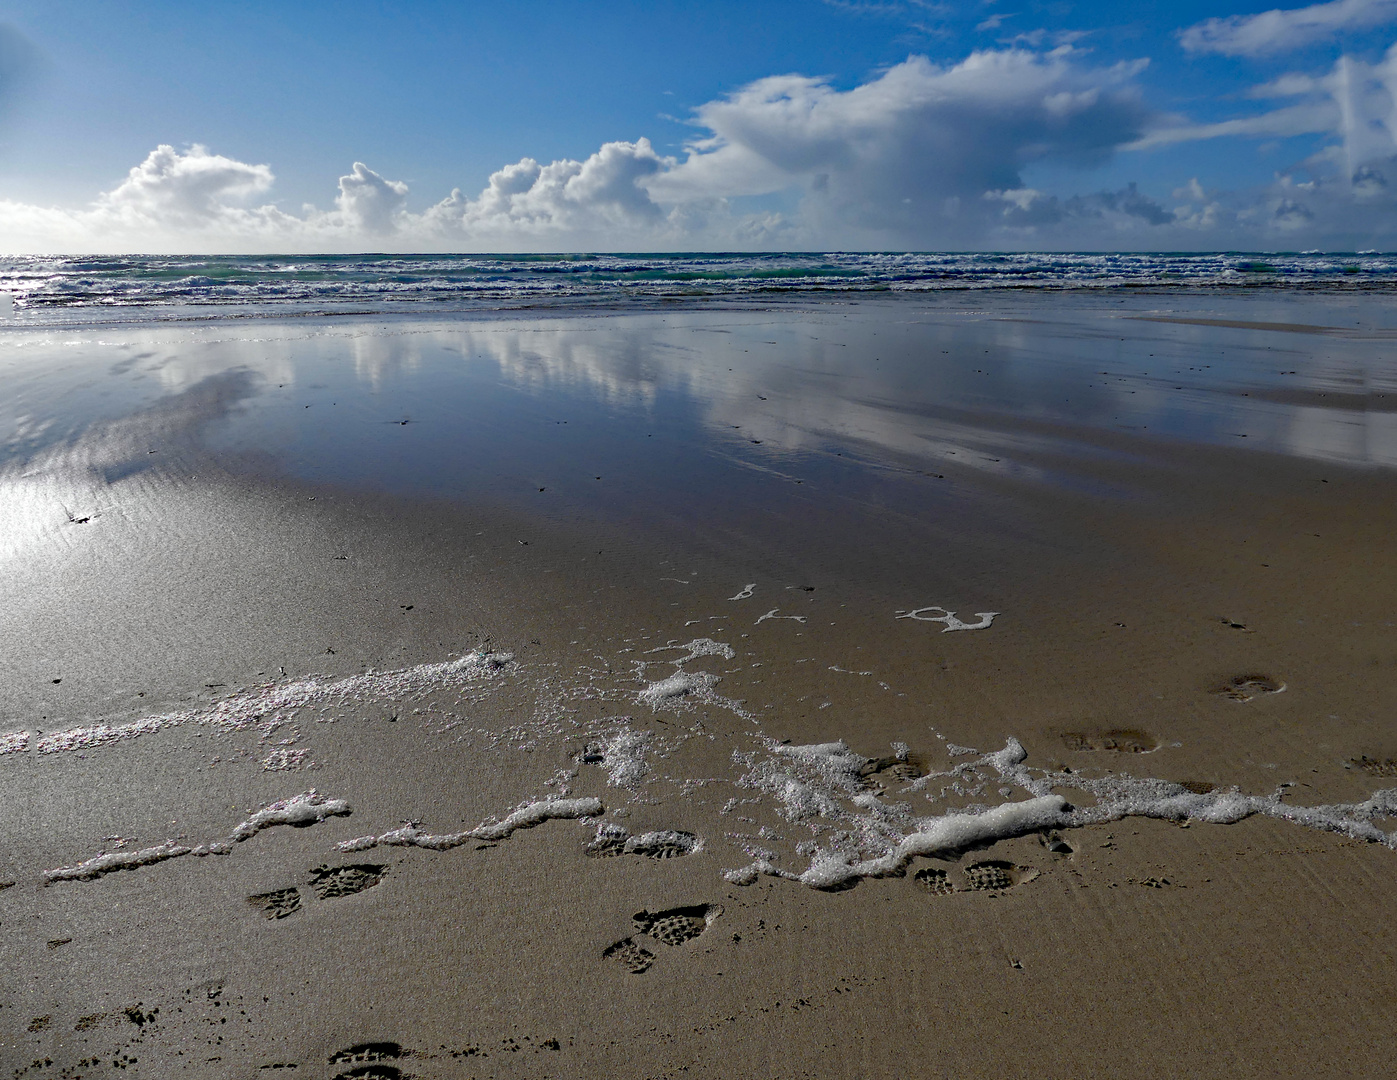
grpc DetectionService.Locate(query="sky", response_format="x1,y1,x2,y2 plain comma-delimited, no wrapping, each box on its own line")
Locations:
1,0,1397,252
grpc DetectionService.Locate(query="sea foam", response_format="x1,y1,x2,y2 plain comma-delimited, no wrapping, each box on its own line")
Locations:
28,651,512,756
44,790,351,884
337,796,603,853
728,735,1397,889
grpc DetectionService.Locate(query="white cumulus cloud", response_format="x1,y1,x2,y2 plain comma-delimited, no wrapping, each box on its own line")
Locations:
99,144,275,223
336,161,409,234
2,42,1396,252
1179,0,1397,57
423,138,671,240
0,48,1165,252
648,49,1153,244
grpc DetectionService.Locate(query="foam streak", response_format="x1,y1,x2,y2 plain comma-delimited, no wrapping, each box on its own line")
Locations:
33,651,512,755
337,796,603,853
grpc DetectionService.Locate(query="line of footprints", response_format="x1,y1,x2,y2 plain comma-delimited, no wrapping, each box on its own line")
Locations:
600,858,1043,978
604,904,724,975
247,863,387,919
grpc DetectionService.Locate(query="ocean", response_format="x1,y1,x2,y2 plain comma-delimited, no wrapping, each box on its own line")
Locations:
2,250,1396,323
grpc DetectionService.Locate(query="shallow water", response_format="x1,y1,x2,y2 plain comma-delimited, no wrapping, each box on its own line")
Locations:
4,291,1394,521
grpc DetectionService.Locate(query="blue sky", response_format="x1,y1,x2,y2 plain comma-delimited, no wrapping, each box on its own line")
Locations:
1,0,1396,251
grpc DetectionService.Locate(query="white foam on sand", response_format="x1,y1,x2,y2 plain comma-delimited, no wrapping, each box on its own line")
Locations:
634,637,748,712
21,630,1397,899
44,790,352,884
634,638,745,715
337,796,603,853
0,730,29,755
895,606,998,631
32,651,513,755
639,670,719,706
229,791,351,841
628,829,703,857
744,740,871,822
726,734,1397,889
724,795,1068,888
594,727,653,788
643,638,737,664
44,841,195,883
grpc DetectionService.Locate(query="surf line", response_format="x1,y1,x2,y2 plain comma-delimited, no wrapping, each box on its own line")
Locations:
896,606,998,632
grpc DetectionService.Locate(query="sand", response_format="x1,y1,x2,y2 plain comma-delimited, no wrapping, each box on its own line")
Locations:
2,290,1396,1078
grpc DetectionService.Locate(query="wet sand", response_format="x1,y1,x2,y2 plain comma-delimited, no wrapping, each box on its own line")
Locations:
2,290,1396,1078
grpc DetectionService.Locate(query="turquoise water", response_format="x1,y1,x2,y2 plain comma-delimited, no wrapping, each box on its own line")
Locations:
1,251,1395,322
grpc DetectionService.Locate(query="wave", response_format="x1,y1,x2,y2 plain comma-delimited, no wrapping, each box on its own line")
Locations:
1,251,1395,324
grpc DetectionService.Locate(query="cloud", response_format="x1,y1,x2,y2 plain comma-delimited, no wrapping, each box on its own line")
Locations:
647,50,1153,244
0,144,297,250
1179,0,1397,57
3,41,1396,253
983,39,1397,249
336,162,408,234
985,182,1174,228
0,47,1163,252
1134,44,1397,181
100,144,276,224
1129,101,1339,148
430,137,670,238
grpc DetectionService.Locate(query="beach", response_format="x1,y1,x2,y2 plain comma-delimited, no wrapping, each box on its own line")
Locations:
3,285,1396,1078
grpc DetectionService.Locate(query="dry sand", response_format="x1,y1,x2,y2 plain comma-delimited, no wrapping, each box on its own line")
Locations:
1,292,1395,1078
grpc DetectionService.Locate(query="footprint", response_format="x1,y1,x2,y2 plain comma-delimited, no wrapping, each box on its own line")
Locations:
584,826,700,860
914,867,956,895
860,755,925,784
585,838,626,858
963,861,1037,893
329,1042,406,1080
633,903,722,946
584,825,629,858
1352,756,1397,778
1214,674,1286,702
627,832,700,860
247,887,302,919
309,863,387,900
1061,729,1159,753
602,937,655,974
